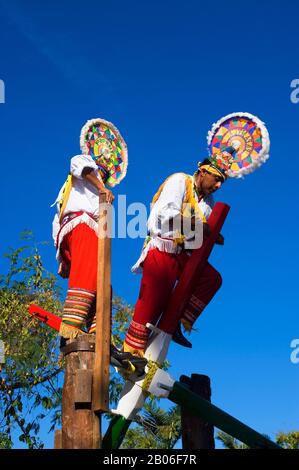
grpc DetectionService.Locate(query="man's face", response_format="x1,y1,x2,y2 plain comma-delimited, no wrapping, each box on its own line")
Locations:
198,168,224,195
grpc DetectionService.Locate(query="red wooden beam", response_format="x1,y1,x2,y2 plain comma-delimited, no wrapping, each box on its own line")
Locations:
28,304,62,332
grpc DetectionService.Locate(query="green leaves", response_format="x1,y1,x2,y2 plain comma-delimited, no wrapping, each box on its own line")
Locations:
0,235,63,449
276,431,299,449
217,430,299,449
217,431,249,449
41,396,53,410
121,402,182,449
0,432,12,449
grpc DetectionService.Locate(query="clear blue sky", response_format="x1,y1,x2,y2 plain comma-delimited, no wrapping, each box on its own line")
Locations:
0,0,298,448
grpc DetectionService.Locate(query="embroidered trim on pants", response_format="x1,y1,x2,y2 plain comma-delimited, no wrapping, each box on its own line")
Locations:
62,287,96,329
124,320,150,351
181,294,206,325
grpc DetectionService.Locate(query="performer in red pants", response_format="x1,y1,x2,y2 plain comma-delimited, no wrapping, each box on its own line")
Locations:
126,251,222,352
58,223,99,335
124,150,235,356
52,118,128,339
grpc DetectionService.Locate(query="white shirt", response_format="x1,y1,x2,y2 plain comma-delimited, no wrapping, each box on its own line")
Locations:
52,154,101,246
147,172,214,239
132,173,214,273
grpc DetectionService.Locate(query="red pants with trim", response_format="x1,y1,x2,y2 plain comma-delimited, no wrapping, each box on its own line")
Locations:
125,248,222,351
60,223,98,333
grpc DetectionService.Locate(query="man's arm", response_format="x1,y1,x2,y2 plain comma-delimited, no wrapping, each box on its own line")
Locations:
201,218,224,244
181,216,224,244
82,167,114,204
215,233,224,245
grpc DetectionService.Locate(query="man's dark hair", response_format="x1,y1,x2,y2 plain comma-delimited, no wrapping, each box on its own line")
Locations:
196,158,226,181
199,158,212,168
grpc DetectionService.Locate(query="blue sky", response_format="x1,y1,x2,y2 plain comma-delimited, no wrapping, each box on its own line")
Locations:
0,0,298,448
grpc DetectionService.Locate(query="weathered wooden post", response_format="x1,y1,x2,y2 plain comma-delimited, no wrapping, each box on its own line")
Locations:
61,334,96,448
92,193,112,445
180,374,215,449
54,429,62,449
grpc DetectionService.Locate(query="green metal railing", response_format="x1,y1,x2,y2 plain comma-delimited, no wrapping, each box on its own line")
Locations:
103,379,280,449
168,381,280,449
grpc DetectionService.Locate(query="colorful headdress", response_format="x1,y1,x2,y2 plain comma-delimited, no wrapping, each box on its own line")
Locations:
200,146,237,180
80,118,128,188
207,112,270,178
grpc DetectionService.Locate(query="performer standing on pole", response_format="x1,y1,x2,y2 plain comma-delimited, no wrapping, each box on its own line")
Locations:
122,112,270,358
52,118,128,340
123,153,231,356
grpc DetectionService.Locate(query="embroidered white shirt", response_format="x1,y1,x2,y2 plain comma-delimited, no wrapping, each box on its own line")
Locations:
52,154,100,246
132,173,214,273
147,172,214,239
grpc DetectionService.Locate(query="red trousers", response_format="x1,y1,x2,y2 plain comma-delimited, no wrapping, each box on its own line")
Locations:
60,223,98,333
125,248,222,352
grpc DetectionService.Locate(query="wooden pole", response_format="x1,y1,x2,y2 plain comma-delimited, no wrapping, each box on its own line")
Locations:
180,374,215,449
61,335,96,448
54,429,62,449
92,193,112,440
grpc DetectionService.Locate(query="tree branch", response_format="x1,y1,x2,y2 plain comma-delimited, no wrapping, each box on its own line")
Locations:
0,367,63,392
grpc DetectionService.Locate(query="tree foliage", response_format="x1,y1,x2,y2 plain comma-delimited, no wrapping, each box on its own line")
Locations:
0,233,177,449
0,232,63,448
216,431,249,449
121,401,181,449
217,430,299,449
276,431,299,449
